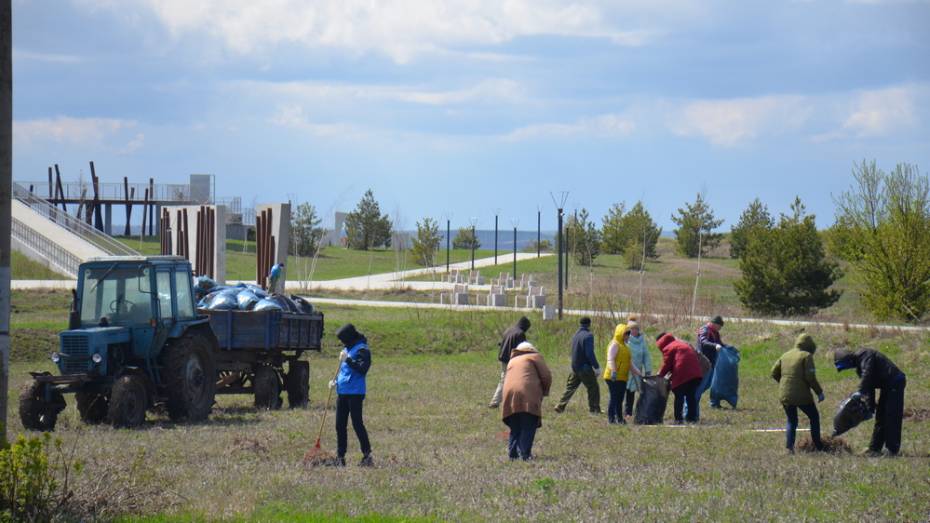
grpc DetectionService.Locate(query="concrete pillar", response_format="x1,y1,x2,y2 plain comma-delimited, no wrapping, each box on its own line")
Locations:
104,204,112,235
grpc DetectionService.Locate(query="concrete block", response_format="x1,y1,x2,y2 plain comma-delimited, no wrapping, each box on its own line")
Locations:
542,305,556,320
487,293,506,307
531,294,547,308
453,292,470,305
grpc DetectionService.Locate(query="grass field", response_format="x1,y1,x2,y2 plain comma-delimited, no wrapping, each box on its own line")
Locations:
10,251,69,280
7,290,930,521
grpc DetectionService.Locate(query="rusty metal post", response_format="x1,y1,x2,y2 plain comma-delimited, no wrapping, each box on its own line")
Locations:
47,166,52,199
148,178,154,236
123,177,131,236
90,161,102,231
54,164,65,212
141,188,149,238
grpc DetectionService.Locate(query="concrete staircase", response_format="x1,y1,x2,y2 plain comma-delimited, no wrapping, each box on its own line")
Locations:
11,183,138,278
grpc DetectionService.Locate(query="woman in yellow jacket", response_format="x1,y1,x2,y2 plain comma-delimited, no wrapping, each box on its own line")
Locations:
603,324,643,424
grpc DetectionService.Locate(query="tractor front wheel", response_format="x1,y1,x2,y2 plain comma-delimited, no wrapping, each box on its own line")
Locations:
286,361,310,409
107,375,148,428
19,382,65,432
76,391,109,424
162,332,217,422
253,365,282,410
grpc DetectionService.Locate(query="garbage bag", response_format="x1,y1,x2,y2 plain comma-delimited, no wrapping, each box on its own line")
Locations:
236,290,260,311
291,295,314,314
710,345,740,408
833,391,874,437
206,290,239,310
253,298,284,311
193,276,218,301
634,375,669,425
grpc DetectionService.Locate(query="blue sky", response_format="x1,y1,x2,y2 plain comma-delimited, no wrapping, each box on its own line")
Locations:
11,0,930,231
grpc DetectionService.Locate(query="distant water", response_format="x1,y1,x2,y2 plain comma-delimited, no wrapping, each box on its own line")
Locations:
402,229,555,250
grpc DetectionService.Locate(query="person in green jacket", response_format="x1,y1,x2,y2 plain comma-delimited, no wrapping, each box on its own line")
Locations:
771,333,825,453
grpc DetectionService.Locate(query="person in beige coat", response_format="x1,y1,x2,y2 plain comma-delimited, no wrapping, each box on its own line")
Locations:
501,342,552,461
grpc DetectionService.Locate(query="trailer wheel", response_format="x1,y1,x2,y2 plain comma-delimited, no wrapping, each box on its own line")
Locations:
253,365,282,410
76,391,109,424
162,331,217,422
286,361,310,409
19,382,65,432
108,375,148,429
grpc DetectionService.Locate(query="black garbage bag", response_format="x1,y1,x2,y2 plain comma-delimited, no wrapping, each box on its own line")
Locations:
193,276,218,301
833,391,874,437
291,295,314,314
634,375,669,425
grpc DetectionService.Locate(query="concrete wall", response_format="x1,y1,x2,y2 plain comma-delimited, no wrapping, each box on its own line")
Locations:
12,199,108,262
164,204,227,283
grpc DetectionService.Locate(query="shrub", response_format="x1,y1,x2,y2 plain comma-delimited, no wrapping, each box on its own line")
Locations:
0,433,79,522
566,209,600,266
410,218,441,267
452,227,480,250
602,201,661,258
672,193,724,258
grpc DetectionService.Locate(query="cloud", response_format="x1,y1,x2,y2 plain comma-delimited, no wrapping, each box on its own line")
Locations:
671,96,810,146
74,0,656,62
503,114,635,141
841,86,917,137
270,105,368,139
14,116,135,144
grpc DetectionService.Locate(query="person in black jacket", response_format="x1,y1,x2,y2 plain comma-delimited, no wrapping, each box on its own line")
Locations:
488,317,531,408
834,348,907,456
554,317,601,414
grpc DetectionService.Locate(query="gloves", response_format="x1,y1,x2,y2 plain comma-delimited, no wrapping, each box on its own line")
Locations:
817,392,825,403
715,344,722,351
338,350,348,363
328,379,336,389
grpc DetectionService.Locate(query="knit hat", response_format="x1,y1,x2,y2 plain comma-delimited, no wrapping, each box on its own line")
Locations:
711,315,724,327
794,333,816,353
580,317,592,326
336,323,362,347
833,348,856,371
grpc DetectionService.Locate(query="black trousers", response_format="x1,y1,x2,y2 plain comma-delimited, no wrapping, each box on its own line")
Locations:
505,412,540,460
673,378,701,423
871,377,906,455
784,403,822,450
624,389,636,417
336,394,371,458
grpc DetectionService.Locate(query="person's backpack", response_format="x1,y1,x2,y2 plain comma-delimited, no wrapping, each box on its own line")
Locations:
833,391,874,437
634,376,669,425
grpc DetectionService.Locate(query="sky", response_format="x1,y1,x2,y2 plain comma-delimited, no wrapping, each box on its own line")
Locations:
10,0,930,231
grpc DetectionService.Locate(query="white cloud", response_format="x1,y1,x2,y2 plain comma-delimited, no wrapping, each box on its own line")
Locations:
841,86,917,137
14,116,135,144
671,96,810,146
74,0,656,63
503,114,635,141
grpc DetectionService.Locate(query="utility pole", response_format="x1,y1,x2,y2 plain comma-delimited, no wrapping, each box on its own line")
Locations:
0,0,12,443
512,226,517,281
493,213,498,265
550,192,568,320
470,223,476,271
557,208,564,319
445,219,450,273
536,209,541,258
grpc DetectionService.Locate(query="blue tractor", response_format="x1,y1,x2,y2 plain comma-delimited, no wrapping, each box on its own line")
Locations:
20,256,220,430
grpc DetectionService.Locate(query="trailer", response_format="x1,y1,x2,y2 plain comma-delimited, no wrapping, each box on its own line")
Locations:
203,308,324,409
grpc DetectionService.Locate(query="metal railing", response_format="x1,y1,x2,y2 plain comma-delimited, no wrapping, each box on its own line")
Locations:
17,180,193,202
13,183,139,257
12,218,82,277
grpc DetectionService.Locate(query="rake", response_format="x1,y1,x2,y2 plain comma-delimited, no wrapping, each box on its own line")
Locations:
302,364,341,466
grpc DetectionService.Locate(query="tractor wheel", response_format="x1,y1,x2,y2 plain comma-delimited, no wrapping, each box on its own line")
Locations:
76,391,109,424
107,375,148,429
286,361,310,409
253,365,282,410
162,331,217,422
18,382,65,432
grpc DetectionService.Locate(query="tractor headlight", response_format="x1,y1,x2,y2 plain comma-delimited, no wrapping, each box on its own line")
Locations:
91,353,103,364
51,353,60,363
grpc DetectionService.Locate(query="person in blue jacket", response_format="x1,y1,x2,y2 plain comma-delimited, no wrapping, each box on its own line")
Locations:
331,323,373,467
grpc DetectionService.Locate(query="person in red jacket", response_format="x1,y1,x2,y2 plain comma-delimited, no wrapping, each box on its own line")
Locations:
656,332,704,423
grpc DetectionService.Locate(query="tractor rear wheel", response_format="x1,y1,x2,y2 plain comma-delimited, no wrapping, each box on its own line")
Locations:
107,375,148,428
286,361,310,409
76,391,109,424
162,331,217,422
253,365,282,410
19,382,65,432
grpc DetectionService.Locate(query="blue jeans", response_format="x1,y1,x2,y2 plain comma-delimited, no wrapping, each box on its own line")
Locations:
605,380,627,422
685,365,715,420
505,412,539,460
784,403,822,451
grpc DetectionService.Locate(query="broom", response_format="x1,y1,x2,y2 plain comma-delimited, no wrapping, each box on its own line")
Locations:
302,362,342,466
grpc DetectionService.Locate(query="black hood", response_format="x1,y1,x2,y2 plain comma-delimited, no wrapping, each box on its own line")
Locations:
517,316,531,332
336,323,363,347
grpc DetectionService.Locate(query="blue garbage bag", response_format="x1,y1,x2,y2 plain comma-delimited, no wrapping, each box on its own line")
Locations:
253,298,284,311
193,276,217,301
205,289,239,310
236,290,260,311
709,345,740,408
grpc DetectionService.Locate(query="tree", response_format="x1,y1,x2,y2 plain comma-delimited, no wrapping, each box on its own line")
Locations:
411,217,441,266
601,201,661,258
832,160,930,321
290,202,323,256
344,189,392,250
566,208,600,266
452,227,480,250
734,197,842,316
672,193,724,258
730,198,773,259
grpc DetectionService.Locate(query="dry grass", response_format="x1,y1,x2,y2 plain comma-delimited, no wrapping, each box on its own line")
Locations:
6,297,930,521
798,435,852,454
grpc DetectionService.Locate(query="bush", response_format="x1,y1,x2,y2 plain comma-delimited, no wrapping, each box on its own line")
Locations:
601,201,661,258
526,239,552,253
411,218,441,266
566,209,600,266
452,227,480,250
730,198,773,259
672,193,724,258
734,197,842,316
0,434,79,522
624,240,646,270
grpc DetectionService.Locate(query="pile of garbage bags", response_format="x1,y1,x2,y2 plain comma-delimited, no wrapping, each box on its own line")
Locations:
196,281,314,314
634,375,669,425
833,391,874,437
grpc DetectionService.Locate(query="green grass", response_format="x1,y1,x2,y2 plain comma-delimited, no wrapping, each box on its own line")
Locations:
10,251,69,280
7,290,930,521
115,236,496,282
